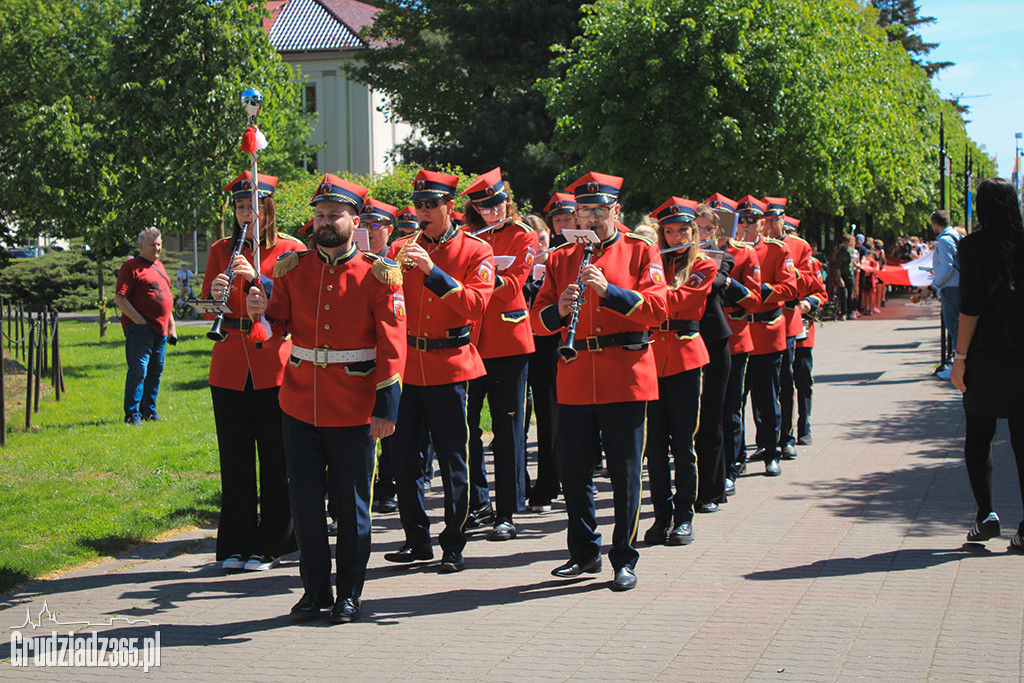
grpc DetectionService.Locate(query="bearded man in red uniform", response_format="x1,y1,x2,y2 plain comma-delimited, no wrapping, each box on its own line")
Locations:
383,170,495,573
246,175,407,624
531,172,668,591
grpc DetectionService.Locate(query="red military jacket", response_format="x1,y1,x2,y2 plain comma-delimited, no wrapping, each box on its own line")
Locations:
748,236,797,355
388,224,494,386
201,233,306,391
796,257,828,349
470,220,538,359
265,245,407,427
722,240,762,355
651,252,717,378
781,233,814,338
530,230,668,405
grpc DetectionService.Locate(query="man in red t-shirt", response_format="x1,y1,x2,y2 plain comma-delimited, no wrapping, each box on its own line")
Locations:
114,227,175,425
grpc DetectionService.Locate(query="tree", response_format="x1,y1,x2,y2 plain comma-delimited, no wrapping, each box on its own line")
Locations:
538,0,990,244
345,0,585,209
870,0,952,78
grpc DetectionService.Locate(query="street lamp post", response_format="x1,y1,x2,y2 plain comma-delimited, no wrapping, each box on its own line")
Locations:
1015,132,1023,191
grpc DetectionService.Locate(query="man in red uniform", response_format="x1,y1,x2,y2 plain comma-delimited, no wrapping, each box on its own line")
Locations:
115,227,176,425
739,195,797,476
246,174,407,624
764,198,814,460
383,170,495,573
789,217,828,446
461,168,538,540
531,172,668,591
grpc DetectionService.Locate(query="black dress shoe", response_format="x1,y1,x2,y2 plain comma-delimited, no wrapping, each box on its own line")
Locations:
643,522,669,545
781,445,797,460
378,494,398,514
290,590,333,621
551,556,602,578
764,459,782,476
797,434,813,446
695,502,719,514
328,597,361,624
724,478,736,496
464,502,494,530
488,518,517,541
438,551,464,573
666,522,694,546
383,543,433,563
611,566,637,591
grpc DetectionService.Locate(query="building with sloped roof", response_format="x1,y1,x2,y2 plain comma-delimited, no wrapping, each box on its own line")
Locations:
266,0,416,176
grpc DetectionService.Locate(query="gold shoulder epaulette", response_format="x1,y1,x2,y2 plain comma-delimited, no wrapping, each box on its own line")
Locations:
273,250,305,278
278,233,305,245
513,219,533,232
465,232,487,244
765,237,786,247
362,251,381,262
625,232,654,245
728,238,753,250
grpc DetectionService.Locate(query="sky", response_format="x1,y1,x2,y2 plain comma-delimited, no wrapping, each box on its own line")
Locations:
917,1,1024,179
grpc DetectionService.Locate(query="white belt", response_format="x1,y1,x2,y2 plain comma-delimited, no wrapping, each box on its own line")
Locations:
291,345,376,366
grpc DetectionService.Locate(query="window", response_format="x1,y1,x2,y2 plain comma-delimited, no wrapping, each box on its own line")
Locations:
303,84,317,114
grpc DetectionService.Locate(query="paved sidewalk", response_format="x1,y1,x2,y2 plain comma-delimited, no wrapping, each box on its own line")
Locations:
5,296,1023,681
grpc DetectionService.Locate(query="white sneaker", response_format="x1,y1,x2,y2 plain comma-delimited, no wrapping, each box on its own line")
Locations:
222,554,245,571
243,554,280,571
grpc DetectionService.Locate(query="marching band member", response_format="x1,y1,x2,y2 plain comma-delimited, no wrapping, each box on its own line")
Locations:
461,168,538,540
790,218,828,446
740,195,797,477
246,174,407,623
203,171,304,573
693,200,736,512
532,171,668,591
543,192,576,249
765,198,813,460
384,170,494,573
643,197,717,546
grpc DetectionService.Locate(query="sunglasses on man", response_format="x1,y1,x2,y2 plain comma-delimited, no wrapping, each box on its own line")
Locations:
413,199,444,210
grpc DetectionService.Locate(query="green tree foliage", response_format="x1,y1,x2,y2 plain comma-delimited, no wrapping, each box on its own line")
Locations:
0,252,120,311
539,0,993,242
345,0,585,208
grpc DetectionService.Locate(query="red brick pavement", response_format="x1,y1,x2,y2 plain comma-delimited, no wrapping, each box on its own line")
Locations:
5,295,1023,681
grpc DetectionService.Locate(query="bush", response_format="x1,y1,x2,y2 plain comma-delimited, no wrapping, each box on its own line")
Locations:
0,251,118,311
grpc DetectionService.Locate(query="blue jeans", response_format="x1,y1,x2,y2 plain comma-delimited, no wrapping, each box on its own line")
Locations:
123,323,166,420
939,286,960,357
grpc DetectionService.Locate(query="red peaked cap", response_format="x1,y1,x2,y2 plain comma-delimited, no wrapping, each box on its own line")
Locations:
736,195,767,215
411,169,460,200
762,196,788,216
650,197,698,224
543,192,577,216
224,171,278,201
360,198,399,224
461,167,507,208
395,206,419,232
568,172,623,205
704,193,737,212
298,218,314,235
310,173,369,211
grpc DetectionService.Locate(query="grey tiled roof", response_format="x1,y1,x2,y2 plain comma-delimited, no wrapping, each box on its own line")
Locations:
268,0,374,52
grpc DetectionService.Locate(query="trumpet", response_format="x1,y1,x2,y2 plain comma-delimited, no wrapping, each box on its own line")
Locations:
558,243,595,363
207,225,248,342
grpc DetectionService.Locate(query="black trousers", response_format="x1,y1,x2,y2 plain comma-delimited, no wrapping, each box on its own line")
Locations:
281,413,374,600
468,355,529,519
526,334,561,503
696,337,731,504
212,382,296,561
646,369,701,525
964,413,1024,529
725,352,749,480
747,350,783,460
793,346,814,440
778,336,797,449
393,382,470,555
557,401,646,570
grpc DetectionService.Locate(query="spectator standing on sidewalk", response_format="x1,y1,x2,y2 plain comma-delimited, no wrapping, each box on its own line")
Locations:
950,177,1024,552
835,234,858,320
931,210,961,380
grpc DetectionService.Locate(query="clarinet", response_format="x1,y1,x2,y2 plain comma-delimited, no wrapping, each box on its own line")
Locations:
558,243,595,362
207,224,248,342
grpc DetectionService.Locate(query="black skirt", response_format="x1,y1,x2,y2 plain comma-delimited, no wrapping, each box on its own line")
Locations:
963,350,1024,419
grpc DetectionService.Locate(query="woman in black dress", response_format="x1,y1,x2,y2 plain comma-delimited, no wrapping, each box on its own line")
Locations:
950,177,1024,551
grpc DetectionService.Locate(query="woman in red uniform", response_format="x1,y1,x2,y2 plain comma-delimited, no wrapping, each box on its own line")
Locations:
203,171,306,572
644,197,717,546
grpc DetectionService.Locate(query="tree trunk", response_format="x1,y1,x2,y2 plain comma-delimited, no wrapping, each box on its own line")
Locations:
97,256,108,338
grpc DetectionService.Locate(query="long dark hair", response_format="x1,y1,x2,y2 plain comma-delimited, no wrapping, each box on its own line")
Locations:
975,177,1024,291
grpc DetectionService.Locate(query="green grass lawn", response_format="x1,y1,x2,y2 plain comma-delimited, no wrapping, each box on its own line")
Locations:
0,319,495,595
0,321,221,594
